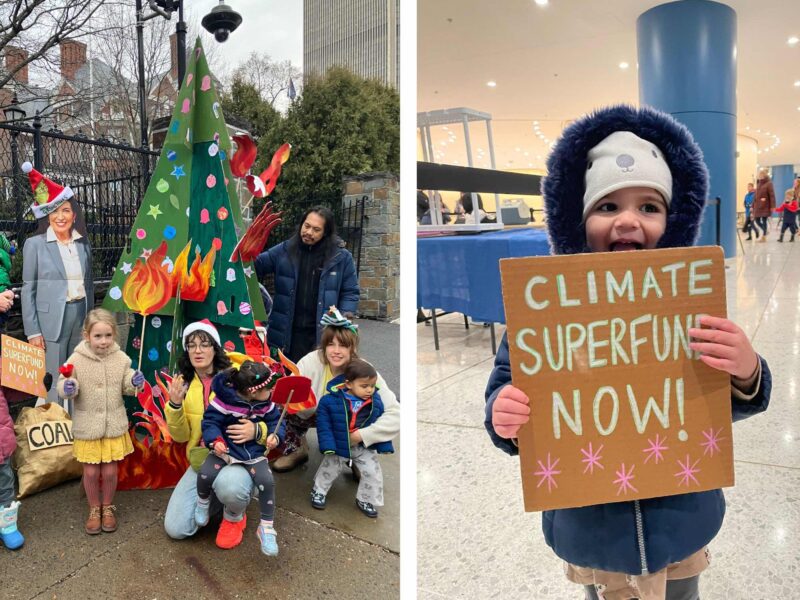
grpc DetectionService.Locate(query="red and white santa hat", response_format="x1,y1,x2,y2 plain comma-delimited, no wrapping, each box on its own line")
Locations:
22,162,74,220
182,319,221,349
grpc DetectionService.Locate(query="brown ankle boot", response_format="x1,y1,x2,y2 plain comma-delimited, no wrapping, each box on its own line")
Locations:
101,505,117,533
85,506,102,535
271,438,309,472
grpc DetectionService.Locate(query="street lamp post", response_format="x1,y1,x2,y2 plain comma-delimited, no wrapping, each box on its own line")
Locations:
4,93,27,235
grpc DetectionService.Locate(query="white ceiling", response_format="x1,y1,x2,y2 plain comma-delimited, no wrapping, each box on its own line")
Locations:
418,0,800,172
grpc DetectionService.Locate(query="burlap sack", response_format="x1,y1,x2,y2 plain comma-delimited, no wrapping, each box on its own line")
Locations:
12,403,82,498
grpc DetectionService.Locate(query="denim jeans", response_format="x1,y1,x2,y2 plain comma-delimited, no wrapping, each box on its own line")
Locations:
163,464,254,539
0,459,15,507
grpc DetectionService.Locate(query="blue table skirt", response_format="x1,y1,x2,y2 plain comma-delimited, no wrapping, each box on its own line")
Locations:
417,228,551,323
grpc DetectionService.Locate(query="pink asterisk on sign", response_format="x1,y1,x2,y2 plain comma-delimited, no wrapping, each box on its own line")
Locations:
642,434,669,464
580,442,604,474
613,463,638,496
675,455,701,487
534,453,561,493
700,428,724,457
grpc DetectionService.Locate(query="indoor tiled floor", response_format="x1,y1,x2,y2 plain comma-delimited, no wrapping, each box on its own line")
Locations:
417,235,800,600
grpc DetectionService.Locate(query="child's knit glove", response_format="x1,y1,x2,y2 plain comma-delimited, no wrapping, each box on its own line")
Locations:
492,384,530,439
62,378,78,398
131,371,145,388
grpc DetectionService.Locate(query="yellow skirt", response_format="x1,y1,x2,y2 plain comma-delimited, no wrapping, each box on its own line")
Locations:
73,434,134,464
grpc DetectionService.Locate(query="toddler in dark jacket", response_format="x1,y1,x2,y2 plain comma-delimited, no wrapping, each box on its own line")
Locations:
775,189,798,242
196,360,286,556
311,358,394,518
485,105,771,600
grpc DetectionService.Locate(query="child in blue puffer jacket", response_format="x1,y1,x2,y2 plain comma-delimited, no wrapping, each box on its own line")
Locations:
311,358,394,518
485,105,771,600
196,360,286,557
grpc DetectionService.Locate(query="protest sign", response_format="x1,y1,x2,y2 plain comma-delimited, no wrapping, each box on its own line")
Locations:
500,247,732,511
1,334,47,398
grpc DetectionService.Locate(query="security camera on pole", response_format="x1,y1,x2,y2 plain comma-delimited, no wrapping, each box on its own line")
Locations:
201,1,242,43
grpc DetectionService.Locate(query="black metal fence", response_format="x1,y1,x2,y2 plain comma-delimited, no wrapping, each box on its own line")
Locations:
0,118,159,285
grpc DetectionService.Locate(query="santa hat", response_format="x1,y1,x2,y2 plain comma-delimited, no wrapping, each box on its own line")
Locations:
182,319,221,349
22,162,74,220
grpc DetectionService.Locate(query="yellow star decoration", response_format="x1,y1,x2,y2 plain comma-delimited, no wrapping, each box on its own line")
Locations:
147,204,163,219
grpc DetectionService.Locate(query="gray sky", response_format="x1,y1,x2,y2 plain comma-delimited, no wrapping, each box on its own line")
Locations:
186,1,302,70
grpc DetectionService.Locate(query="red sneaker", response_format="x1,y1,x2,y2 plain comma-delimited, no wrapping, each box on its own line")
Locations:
216,515,247,549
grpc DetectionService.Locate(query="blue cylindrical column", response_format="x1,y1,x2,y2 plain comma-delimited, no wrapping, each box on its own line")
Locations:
637,1,737,257
771,165,795,205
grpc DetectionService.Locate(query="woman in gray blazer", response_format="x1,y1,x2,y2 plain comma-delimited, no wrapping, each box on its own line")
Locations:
21,166,94,406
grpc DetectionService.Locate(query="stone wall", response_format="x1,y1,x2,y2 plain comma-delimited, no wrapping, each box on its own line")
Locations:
342,172,399,321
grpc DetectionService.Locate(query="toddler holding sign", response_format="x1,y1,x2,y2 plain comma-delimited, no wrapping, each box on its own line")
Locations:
58,308,145,535
485,105,771,600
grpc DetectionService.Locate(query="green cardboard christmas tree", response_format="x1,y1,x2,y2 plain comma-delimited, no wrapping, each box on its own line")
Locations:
104,37,267,382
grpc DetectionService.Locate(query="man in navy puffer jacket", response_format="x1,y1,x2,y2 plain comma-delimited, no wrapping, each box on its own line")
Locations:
255,206,360,362
485,105,771,599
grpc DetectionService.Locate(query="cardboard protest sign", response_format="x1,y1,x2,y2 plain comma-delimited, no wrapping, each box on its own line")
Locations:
1,335,47,398
500,247,731,511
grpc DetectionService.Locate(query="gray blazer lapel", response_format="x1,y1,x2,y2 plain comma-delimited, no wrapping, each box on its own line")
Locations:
45,239,68,279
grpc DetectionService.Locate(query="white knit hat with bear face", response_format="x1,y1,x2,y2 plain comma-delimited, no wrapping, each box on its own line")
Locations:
583,131,672,218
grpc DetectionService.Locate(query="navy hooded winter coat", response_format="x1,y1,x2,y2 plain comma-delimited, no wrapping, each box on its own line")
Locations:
316,374,394,458
254,237,360,353
484,105,772,575
202,370,287,463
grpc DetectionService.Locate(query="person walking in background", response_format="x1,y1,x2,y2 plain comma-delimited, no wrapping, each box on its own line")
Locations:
775,189,798,242
742,182,758,240
753,169,776,242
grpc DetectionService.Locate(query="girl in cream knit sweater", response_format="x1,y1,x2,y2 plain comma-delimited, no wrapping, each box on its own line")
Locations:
58,309,144,535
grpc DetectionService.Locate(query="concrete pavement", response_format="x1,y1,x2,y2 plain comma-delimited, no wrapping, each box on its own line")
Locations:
1,318,400,599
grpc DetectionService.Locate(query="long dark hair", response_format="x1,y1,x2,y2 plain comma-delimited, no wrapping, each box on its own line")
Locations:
34,198,89,237
177,330,232,384
288,205,340,262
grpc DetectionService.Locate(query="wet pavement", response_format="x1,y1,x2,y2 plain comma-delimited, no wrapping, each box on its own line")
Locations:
1,318,400,599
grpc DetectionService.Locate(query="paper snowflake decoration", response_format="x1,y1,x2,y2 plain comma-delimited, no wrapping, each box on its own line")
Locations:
580,442,604,474
613,463,638,496
642,434,669,464
533,453,561,493
675,455,701,487
700,428,724,457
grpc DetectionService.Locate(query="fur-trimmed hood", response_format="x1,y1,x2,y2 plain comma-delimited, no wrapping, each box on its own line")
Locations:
543,104,709,255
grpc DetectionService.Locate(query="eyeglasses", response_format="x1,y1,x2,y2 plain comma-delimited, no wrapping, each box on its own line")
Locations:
186,342,213,351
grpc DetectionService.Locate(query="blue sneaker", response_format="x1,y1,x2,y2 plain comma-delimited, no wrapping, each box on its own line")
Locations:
0,501,25,550
310,489,326,510
257,524,278,556
194,499,210,527
356,499,378,518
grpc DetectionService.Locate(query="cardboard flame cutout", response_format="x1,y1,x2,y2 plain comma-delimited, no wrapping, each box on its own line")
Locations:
230,134,257,178
122,242,173,316
118,372,188,490
229,202,282,263
246,143,291,198
171,241,217,301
